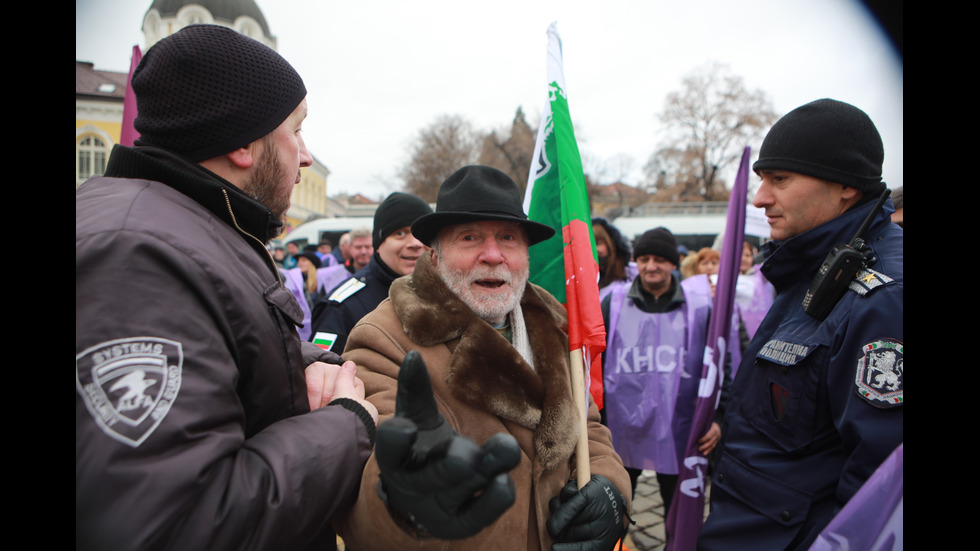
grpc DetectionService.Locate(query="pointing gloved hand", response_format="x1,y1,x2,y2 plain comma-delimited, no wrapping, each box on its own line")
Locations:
546,474,628,551
375,350,521,539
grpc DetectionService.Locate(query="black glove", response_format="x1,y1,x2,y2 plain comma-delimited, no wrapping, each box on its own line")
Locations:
376,350,521,539
546,475,627,551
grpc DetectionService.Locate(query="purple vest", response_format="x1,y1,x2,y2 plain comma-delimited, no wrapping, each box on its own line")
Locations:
735,266,775,341
603,278,710,474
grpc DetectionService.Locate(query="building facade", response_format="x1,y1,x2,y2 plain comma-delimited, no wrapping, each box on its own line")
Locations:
75,0,330,234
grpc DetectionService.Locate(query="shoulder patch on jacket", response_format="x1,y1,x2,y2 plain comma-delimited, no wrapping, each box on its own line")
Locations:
328,278,365,303
312,331,339,352
849,268,893,297
76,337,183,447
854,338,903,408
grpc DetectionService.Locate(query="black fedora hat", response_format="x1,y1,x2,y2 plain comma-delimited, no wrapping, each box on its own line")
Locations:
411,165,556,247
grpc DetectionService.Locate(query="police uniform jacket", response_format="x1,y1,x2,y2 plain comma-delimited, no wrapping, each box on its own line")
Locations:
76,145,374,550
309,253,399,353
698,198,903,550
335,252,631,550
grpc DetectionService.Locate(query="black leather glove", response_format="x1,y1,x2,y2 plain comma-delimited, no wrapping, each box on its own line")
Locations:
376,351,521,539
546,474,627,551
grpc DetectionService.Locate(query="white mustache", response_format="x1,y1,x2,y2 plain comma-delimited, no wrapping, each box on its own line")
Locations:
467,267,514,284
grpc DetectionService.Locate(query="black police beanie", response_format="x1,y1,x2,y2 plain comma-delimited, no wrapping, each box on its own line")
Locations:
373,192,434,249
632,227,679,265
752,99,884,193
132,24,307,162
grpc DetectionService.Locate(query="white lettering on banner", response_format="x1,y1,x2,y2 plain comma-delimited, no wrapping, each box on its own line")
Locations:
616,345,683,374
678,455,709,498
698,335,727,399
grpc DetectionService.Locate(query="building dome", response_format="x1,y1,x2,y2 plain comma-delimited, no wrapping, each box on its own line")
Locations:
143,0,276,50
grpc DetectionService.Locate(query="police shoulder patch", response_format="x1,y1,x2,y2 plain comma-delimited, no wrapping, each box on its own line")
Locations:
854,338,903,407
76,337,183,447
328,278,366,303
849,268,893,297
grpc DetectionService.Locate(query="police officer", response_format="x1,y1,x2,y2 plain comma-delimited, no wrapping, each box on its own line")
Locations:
310,192,432,353
698,99,903,550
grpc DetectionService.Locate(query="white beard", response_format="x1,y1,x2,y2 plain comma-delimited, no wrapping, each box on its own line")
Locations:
436,262,528,325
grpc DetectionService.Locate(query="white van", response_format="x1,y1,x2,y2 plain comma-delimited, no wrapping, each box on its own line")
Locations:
283,217,374,249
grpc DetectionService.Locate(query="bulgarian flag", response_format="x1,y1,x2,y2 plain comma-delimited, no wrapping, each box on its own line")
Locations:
523,22,606,412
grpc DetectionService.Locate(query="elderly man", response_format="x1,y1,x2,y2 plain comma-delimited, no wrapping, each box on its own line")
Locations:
76,25,377,550
335,165,631,550
310,191,432,353
698,99,903,550
346,227,374,273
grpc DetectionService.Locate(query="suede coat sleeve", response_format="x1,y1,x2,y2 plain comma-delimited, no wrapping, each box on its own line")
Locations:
334,254,629,550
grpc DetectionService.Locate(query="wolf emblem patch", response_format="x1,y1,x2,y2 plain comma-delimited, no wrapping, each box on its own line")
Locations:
76,337,183,447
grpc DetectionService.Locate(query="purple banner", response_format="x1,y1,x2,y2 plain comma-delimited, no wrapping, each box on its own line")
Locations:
665,147,750,551
809,443,903,551
120,45,142,147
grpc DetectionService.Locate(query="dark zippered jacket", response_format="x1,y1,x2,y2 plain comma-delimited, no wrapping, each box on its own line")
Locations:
76,145,373,550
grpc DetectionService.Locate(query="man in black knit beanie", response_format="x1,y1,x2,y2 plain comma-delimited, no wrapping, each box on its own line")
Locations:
698,99,903,550
76,24,377,550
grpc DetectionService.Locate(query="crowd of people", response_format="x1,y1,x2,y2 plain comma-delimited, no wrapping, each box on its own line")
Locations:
76,24,902,551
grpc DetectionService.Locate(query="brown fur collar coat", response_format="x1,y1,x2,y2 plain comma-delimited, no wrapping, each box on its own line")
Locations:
336,252,629,550
388,252,579,469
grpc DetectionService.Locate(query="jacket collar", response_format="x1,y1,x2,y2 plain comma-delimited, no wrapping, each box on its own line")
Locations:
761,198,895,292
389,253,578,469
104,144,283,243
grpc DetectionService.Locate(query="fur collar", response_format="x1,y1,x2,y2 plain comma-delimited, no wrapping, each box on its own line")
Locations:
389,253,578,469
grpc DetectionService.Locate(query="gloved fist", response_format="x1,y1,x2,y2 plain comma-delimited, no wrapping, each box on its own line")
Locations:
376,351,521,539
546,474,627,551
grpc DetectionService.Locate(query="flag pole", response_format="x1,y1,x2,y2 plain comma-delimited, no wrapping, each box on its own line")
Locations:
570,349,590,488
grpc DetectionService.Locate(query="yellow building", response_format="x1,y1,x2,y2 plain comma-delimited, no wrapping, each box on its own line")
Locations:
75,0,330,234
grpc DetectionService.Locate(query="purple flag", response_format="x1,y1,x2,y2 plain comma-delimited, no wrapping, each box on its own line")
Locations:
120,45,142,147
665,146,750,551
809,443,903,551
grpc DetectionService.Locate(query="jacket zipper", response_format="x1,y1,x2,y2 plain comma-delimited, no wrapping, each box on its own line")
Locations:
221,189,285,285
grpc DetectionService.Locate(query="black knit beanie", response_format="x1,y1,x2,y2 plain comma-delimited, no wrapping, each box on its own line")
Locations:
132,24,307,162
632,227,679,265
373,192,434,248
753,99,884,194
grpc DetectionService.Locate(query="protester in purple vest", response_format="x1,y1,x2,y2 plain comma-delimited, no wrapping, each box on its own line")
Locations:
600,226,731,545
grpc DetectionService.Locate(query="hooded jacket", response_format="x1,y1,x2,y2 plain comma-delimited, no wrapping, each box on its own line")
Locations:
335,252,630,549
76,145,373,550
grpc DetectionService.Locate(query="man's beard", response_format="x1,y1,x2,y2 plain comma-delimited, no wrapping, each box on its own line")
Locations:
436,261,528,325
240,137,298,239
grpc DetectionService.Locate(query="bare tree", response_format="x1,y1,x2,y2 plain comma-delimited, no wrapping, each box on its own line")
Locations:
400,115,481,202
477,107,537,197
644,63,778,201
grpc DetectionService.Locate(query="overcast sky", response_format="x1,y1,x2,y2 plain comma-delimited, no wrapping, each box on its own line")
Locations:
76,0,903,200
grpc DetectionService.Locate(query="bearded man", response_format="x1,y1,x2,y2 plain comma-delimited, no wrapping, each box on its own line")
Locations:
335,165,631,550
76,25,376,550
